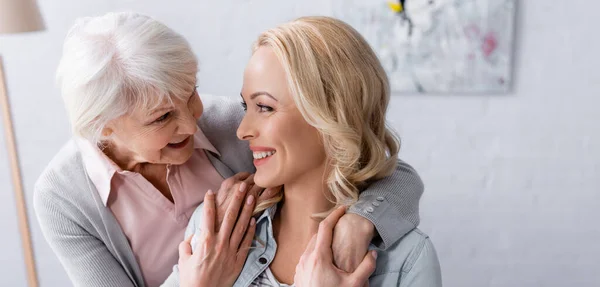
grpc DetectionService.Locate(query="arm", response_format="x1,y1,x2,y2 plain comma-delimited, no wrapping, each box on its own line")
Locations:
331,159,423,273
34,188,136,287
348,159,424,249
399,239,442,287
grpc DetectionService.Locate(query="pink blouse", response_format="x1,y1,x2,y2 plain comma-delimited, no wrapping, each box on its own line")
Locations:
77,128,224,286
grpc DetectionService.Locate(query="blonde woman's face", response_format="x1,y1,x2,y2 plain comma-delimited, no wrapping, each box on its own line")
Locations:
237,46,326,188
103,88,203,167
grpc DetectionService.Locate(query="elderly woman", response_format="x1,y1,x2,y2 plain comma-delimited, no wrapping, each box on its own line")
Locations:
34,12,424,287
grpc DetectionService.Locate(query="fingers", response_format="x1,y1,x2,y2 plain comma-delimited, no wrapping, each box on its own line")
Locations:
295,234,316,287
218,172,249,200
306,234,317,254
229,194,256,249
299,234,317,265
235,217,256,265
218,181,248,242
350,250,377,285
257,186,281,203
233,172,252,181
178,234,194,261
216,172,251,208
243,175,269,207
316,205,347,255
242,173,255,187
257,187,271,202
202,190,216,236
247,185,265,204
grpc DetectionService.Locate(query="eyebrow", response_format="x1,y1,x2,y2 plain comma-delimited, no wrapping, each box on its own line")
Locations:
147,106,172,118
241,91,278,101
147,87,198,117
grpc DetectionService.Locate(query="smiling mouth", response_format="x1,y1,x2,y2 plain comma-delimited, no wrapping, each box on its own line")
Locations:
252,150,276,167
253,150,276,159
167,136,191,149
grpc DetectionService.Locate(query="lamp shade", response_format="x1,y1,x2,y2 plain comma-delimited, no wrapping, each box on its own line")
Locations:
0,0,45,34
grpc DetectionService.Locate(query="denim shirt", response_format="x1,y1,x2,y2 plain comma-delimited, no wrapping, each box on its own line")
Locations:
185,204,442,287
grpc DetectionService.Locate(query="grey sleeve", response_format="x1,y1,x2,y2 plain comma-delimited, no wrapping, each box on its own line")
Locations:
399,239,443,287
34,188,136,287
161,203,205,287
348,159,424,249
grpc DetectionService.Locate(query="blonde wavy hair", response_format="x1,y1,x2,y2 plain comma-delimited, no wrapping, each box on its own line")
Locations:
253,16,401,215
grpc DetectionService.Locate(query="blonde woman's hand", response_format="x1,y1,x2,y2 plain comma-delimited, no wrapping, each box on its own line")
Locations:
178,187,256,287
294,206,378,287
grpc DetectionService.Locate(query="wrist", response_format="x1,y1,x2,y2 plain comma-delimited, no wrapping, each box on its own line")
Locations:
340,213,376,239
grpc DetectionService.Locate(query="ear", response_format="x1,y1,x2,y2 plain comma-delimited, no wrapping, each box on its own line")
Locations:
101,126,113,137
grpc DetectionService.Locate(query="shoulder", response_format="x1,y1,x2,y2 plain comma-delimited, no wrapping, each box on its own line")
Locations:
35,139,82,195
199,94,240,110
34,139,93,213
197,94,254,174
197,94,245,149
198,94,243,130
373,228,439,275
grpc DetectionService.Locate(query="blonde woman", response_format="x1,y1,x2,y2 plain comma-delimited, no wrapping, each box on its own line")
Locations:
182,16,442,287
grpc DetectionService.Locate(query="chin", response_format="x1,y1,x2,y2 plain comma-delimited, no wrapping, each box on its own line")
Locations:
165,148,194,165
169,158,189,166
253,171,280,189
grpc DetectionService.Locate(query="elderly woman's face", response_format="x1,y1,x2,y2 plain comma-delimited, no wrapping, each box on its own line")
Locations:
237,46,326,188
103,88,203,166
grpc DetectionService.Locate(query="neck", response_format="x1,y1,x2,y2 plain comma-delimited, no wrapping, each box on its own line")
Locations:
274,164,334,243
101,140,152,172
268,164,335,285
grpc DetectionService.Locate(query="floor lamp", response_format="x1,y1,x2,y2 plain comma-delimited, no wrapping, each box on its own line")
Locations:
0,0,45,286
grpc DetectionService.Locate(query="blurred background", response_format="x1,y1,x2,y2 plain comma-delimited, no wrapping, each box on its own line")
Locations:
0,0,598,286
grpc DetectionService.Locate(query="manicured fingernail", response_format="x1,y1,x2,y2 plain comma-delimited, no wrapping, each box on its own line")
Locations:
246,195,254,205
239,182,247,193
250,218,256,226
207,189,214,195
372,250,378,259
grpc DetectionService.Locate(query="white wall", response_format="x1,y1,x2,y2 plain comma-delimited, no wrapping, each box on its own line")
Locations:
0,0,598,286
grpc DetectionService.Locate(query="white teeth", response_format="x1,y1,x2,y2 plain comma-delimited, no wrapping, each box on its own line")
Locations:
169,137,187,145
253,151,276,159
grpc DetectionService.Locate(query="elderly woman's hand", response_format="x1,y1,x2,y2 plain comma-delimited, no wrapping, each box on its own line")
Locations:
214,172,278,228
331,213,376,274
178,186,256,287
294,206,378,287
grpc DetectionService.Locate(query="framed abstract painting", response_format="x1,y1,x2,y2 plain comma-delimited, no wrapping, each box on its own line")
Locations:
333,0,516,93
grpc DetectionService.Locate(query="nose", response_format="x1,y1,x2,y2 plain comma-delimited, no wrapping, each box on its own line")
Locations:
236,113,257,141
177,92,203,135
177,109,199,135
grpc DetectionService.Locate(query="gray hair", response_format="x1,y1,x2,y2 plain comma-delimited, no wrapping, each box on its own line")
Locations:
56,12,198,144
